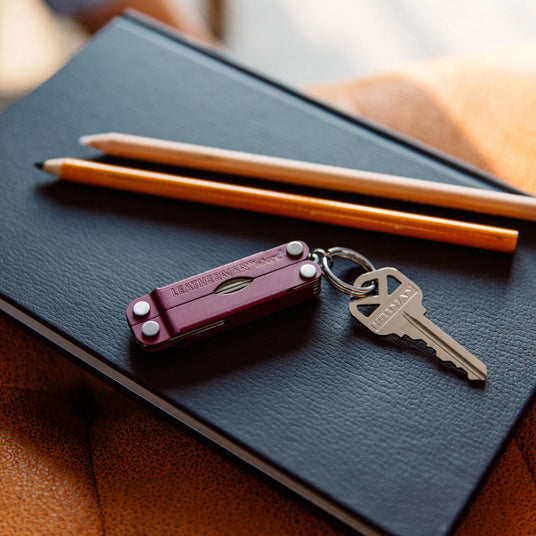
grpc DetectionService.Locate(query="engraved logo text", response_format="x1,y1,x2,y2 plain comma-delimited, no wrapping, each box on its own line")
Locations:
370,285,417,331
170,249,285,298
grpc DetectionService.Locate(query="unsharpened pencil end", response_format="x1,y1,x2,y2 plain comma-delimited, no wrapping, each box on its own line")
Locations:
34,162,44,170
78,135,93,147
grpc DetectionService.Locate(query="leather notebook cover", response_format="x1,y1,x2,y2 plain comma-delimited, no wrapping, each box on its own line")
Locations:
1,13,535,536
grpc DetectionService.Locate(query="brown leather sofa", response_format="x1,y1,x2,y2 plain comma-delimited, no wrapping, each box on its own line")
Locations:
1,23,535,536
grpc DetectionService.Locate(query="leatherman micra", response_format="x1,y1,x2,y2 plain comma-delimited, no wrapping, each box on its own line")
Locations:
126,241,321,350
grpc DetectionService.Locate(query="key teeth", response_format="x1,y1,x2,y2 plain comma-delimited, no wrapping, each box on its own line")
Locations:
467,368,487,382
440,355,487,382
442,356,487,382
421,341,487,381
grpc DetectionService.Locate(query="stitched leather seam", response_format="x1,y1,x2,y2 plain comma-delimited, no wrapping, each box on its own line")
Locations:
0,383,108,533
80,382,107,536
514,437,536,490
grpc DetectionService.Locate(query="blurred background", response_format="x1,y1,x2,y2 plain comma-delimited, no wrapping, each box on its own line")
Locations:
1,0,535,112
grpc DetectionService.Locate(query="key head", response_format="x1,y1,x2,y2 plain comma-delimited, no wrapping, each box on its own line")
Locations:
349,267,425,336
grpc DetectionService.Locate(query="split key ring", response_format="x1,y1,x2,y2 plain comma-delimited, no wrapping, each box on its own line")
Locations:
311,246,376,298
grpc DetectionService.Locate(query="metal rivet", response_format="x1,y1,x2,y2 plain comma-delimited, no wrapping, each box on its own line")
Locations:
299,263,317,279
141,320,160,337
286,241,304,257
133,300,151,316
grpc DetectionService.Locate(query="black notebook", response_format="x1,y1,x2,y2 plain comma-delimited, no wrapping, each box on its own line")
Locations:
1,13,535,536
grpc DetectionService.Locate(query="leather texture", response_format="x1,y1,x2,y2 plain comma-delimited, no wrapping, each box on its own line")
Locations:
1,17,536,536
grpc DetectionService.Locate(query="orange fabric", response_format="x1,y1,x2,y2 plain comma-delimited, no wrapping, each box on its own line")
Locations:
74,0,217,43
2,45,536,535
307,43,536,196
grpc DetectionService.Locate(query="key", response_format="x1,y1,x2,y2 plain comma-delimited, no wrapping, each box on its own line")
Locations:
349,267,487,381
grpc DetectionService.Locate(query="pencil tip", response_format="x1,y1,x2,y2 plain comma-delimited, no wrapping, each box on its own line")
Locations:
34,162,44,170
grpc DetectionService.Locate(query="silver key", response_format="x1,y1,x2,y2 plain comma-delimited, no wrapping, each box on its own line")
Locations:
349,267,487,381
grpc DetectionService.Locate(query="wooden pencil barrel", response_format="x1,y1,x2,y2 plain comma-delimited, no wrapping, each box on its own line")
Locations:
53,159,518,252
80,133,536,222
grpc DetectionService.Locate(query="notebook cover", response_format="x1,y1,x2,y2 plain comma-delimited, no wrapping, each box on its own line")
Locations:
1,13,535,536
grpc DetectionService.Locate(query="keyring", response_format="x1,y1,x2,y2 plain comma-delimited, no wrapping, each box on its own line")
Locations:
311,246,375,297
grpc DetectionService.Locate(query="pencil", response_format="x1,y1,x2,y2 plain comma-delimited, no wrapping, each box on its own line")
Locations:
79,132,536,221
37,158,518,252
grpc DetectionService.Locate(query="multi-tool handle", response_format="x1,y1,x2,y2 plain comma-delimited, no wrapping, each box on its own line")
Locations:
126,241,321,350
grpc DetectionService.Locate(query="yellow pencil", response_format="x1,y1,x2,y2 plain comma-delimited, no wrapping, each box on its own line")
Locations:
37,158,518,252
79,132,536,221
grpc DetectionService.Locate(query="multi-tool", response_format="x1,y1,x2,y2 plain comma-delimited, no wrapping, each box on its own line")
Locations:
126,241,321,350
